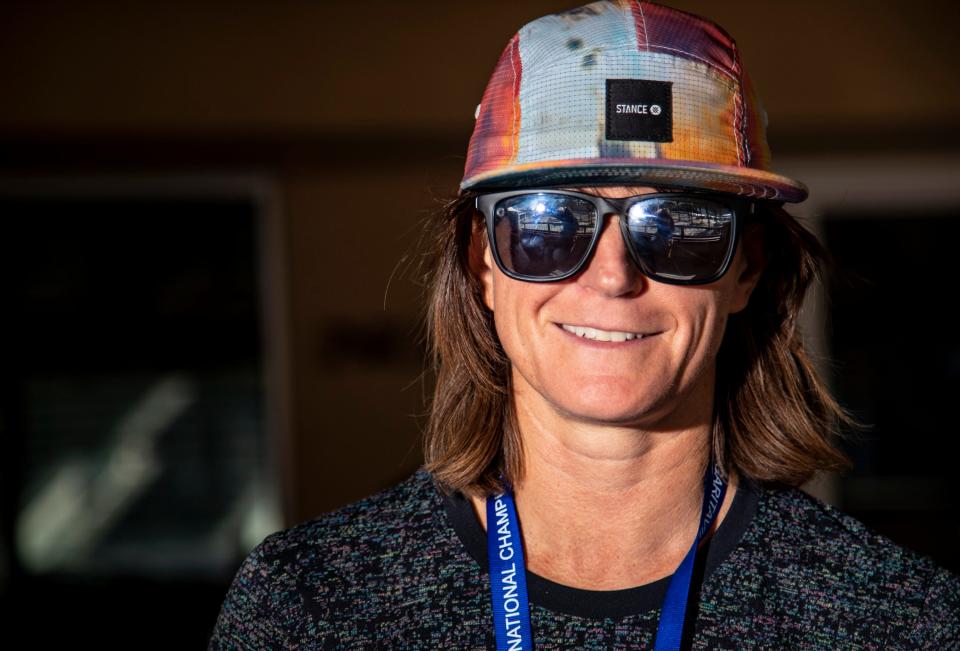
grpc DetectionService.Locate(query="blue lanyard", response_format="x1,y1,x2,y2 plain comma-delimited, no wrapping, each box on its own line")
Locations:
486,462,727,651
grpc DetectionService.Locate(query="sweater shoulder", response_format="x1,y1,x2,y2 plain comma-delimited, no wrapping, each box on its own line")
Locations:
254,467,443,560
754,481,940,575
745,481,960,645
207,468,449,649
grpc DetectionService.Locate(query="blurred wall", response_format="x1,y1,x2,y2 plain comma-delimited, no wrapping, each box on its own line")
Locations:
1,0,957,526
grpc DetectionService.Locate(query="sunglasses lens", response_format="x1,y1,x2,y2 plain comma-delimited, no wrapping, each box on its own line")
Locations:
492,193,597,278
623,197,736,283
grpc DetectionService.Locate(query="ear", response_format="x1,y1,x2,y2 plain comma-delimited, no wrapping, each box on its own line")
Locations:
467,214,496,311
728,222,767,314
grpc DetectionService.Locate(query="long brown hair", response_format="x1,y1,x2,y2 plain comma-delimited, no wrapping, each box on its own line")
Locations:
420,190,861,496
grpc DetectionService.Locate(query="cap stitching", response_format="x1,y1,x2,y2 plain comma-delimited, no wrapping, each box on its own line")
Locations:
508,34,522,165
645,43,737,84
634,0,650,51
465,165,796,201
627,0,736,83
730,40,747,167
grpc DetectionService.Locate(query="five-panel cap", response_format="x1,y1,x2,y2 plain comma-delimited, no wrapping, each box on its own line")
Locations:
461,0,808,203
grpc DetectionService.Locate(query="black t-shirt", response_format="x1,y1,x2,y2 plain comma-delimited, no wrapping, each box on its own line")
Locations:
440,471,759,621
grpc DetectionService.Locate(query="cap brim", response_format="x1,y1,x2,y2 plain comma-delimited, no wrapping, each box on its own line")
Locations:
460,159,808,203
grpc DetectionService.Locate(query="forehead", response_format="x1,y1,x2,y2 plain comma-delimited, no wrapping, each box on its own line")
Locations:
559,185,662,198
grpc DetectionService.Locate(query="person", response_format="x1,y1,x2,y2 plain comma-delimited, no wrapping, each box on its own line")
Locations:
207,1,960,649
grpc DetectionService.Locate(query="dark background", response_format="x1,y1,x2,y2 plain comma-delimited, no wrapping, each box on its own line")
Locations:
1,1,958,646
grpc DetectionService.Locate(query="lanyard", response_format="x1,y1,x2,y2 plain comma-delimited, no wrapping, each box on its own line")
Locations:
486,462,727,651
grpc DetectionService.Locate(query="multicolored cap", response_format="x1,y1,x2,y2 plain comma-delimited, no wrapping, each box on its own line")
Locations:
461,0,807,203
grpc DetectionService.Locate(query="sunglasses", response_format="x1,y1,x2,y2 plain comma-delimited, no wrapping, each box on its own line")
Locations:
475,189,756,286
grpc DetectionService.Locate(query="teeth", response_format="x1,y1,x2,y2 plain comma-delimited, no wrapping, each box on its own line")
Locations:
561,324,645,342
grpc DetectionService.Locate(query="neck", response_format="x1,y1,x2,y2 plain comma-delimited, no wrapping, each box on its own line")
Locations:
471,387,738,590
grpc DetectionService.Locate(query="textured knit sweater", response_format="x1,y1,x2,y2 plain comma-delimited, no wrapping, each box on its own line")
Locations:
207,468,960,649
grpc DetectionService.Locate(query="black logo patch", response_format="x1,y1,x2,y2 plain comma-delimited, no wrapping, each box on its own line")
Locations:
605,79,673,142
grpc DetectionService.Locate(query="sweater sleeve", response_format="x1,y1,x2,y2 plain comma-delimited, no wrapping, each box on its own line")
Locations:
206,535,296,651
906,566,960,650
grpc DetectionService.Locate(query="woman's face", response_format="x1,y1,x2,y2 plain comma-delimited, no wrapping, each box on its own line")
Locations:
471,185,766,430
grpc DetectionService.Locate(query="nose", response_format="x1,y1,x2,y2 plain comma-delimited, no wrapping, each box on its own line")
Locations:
576,213,645,297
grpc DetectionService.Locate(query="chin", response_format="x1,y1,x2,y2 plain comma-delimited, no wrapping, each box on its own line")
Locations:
550,386,657,425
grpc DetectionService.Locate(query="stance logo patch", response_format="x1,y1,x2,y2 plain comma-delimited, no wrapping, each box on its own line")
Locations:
605,79,673,142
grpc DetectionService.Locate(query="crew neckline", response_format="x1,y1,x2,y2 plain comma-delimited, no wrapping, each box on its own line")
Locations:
439,475,760,619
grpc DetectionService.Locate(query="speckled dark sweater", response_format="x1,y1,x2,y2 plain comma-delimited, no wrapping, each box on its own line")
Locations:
207,468,960,649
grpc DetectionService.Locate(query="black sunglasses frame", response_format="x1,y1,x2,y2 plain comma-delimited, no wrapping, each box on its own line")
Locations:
475,189,756,286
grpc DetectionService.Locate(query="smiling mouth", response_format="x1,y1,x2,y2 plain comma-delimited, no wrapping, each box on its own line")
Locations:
559,324,649,342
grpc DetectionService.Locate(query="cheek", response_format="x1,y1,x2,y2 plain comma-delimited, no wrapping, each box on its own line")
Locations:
670,292,730,371
488,274,558,358
487,274,518,350
490,275,529,338
702,293,741,366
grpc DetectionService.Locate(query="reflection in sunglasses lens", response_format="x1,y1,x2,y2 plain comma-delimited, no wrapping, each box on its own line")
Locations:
625,197,734,282
494,194,596,278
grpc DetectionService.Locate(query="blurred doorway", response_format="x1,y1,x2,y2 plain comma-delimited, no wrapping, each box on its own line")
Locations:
0,176,288,647
783,154,960,574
